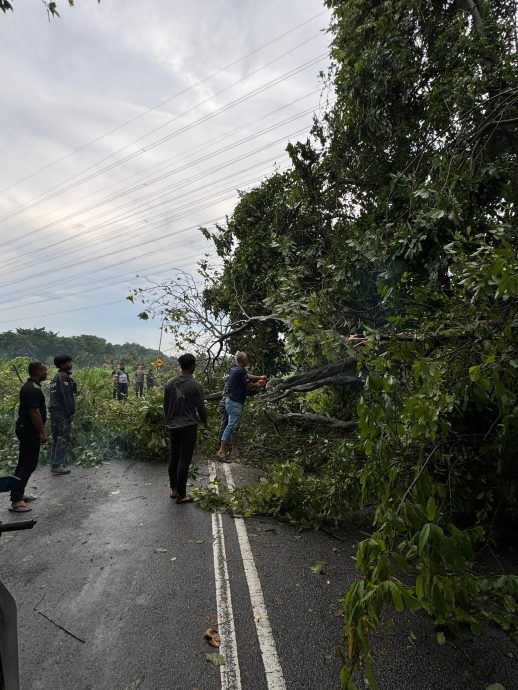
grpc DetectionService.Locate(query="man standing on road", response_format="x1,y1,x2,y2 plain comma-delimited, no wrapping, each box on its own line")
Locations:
49,354,76,476
135,365,145,398
216,351,266,462
9,361,48,513
115,362,129,401
163,353,208,504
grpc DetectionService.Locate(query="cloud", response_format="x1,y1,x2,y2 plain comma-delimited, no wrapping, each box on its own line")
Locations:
0,0,330,348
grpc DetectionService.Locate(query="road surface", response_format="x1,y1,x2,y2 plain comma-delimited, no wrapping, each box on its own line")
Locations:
1,458,516,690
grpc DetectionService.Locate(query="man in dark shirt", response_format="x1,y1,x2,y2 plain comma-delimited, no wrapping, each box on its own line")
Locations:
216,351,266,462
163,353,208,504
49,354,77,476
9,361,48,513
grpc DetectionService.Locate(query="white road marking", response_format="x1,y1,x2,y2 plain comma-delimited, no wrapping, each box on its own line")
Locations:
209,462,242,690
222,463,287,690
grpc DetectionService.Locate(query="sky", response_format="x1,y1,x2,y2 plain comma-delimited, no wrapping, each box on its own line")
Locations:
0,0,331,352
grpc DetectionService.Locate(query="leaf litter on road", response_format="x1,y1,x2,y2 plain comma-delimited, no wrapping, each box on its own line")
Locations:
204,628,221,648
310,560,327,575
205,652,225,666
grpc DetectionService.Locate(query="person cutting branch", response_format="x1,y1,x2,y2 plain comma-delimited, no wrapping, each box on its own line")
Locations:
216,351,266,463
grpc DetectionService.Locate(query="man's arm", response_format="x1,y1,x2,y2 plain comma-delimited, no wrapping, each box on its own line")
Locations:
247,373,262,382
196,386,208,427
29,409,47,444
163,384,170,419
244,368,267,389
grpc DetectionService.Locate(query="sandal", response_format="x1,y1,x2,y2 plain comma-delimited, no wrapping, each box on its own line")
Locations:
170,489,178,499
23,494,38,502
176,495,194,504
9,504,32,513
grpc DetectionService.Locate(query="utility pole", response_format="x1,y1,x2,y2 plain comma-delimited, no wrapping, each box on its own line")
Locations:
155,320,164,374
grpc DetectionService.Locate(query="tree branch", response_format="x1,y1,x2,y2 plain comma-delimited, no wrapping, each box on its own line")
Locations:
210,314,293,348
273,413,358,430
464,0,484,37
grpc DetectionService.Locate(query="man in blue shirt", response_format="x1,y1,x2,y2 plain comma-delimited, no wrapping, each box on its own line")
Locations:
216,351,266,462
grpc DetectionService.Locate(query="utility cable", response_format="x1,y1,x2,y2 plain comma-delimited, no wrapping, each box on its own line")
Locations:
0,48,326,224
0,9,328,196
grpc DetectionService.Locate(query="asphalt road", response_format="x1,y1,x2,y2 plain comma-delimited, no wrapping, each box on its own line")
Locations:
1,458,517,690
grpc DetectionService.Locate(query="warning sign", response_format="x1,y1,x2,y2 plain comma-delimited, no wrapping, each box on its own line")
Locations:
155,358,164,367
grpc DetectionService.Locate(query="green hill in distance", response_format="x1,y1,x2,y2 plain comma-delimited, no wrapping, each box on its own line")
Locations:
0,327,168,367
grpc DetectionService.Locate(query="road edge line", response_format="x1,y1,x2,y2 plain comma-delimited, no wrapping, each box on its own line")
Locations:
222,463,287,690
209,462,242,690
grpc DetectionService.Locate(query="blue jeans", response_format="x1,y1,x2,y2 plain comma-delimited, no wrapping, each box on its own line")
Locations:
221,398,244,442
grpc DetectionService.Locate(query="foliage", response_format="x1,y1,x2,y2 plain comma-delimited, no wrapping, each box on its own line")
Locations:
1,0,100,18
0,327,164,368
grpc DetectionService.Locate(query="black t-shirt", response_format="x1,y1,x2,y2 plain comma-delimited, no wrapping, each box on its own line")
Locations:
49,370,76,417
17,379,47,429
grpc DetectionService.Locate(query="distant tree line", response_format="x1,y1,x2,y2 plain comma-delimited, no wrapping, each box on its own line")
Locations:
0,328,164,367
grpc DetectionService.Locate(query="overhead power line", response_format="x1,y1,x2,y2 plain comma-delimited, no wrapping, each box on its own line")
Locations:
0,47,326,225
0,121,306,280
1,87,321,248
0,161,294,309
0,9,328,196
0,94,323,262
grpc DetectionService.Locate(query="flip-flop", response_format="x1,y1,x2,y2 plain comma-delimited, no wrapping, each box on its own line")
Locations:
176,495,194,504
23,495,37,502
170,490,178,499
9,505,32,513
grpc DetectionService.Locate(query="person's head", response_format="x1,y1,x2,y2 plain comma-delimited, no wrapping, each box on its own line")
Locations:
119,362,125,369
28,361,48,382
178,353,196,374
138,365,143,371
235,351,249,367
54,354,73,372
116,363,121,370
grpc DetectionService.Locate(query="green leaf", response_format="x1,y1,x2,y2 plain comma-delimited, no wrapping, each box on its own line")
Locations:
205,653,225,666
310,560,326,575
436,631,446,645
426,496,437,521
389,582,405,613
418,524,431,556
